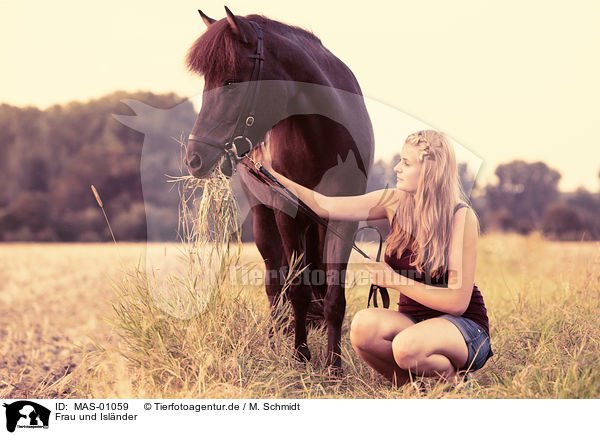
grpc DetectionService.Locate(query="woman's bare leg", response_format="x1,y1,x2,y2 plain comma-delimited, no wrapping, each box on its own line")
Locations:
391,317,469,382
350,308,417,386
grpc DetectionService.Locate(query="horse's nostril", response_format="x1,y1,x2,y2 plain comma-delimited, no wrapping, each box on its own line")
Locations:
189,154,202,169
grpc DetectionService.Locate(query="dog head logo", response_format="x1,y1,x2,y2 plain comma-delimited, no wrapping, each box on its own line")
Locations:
3,401,50,433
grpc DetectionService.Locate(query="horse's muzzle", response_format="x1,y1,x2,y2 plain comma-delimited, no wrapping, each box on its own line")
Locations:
188,154,203,170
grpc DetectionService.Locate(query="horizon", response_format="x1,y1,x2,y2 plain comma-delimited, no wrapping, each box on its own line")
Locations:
1,0,599,192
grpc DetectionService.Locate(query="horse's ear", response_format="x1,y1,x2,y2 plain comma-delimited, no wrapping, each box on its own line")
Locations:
224,5,248,44
198,9,215,27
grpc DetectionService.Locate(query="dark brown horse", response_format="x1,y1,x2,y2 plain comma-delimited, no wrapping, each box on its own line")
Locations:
185,7,374,370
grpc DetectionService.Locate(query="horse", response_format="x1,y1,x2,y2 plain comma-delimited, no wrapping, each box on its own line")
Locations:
184,6,374,371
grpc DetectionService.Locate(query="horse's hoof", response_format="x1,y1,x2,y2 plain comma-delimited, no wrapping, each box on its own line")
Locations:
294,344,311,363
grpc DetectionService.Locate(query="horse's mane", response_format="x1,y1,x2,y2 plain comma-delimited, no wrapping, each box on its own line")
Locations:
185,14,322,79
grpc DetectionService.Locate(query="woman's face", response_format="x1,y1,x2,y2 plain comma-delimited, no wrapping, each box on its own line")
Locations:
393,144,423,193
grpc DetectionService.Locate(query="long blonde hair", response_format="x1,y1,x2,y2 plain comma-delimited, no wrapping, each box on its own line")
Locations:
385,130,475,279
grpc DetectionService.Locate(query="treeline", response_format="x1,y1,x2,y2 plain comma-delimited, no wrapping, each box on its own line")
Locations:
0,91,194,242
0,91,598,242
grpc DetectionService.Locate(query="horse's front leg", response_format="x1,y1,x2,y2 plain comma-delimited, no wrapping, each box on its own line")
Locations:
250,204,287,335
274,211,312,362
288,274,312,362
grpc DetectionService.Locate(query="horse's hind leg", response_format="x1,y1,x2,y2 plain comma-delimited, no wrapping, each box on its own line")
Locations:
322,220,357,373
251,204,288,335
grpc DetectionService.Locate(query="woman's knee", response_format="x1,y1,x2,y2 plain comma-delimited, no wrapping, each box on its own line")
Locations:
391,333,422,368
350,309,380,350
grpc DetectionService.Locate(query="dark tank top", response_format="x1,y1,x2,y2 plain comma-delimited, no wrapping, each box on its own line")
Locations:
384,203,490,336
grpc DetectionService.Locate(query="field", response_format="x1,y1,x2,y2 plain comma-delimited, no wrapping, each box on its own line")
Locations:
1,233,599,399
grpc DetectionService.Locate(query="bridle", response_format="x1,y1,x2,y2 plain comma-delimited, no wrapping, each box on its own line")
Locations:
187,20,265,171
187,19,391,308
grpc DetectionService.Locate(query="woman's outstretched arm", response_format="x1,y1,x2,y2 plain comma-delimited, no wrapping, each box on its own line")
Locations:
252,145,400,222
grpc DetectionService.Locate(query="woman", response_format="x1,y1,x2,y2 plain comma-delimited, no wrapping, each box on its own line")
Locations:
254,130,493,387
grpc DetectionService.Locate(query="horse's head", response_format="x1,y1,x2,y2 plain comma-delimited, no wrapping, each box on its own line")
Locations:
185,7,291,178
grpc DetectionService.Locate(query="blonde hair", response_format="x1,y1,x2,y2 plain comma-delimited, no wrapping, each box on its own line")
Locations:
385,130,477,279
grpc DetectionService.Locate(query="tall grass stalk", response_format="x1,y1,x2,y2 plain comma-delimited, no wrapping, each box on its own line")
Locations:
91,184,117,245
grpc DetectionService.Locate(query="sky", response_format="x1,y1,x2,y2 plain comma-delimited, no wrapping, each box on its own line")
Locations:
1,0,599,191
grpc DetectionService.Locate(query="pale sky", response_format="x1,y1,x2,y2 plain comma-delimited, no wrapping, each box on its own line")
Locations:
1,0,599,191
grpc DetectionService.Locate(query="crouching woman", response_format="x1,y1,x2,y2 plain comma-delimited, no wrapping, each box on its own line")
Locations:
256,130,494,387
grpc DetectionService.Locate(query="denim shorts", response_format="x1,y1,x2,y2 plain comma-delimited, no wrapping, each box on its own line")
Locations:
404,313,494,372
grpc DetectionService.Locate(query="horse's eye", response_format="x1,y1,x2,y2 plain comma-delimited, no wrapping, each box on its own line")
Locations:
224,79,235,87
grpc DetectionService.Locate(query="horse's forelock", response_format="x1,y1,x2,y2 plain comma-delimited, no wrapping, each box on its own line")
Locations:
186,14,322,82
186,19,239,81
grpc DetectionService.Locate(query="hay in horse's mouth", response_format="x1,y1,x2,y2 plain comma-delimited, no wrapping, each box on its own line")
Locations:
179,154,242,260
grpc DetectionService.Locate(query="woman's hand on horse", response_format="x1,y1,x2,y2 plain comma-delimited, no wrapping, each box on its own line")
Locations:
254,142,273,172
